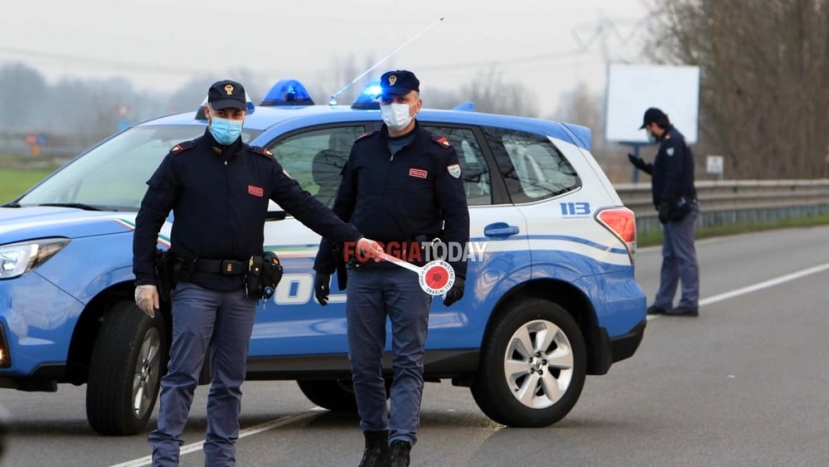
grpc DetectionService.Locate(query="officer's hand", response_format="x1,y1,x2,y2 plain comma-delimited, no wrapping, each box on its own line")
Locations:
657,203,670,224
628,153,647,171
134,285,158,318
443,277,465,307
356,238,384,262
314,272,331,306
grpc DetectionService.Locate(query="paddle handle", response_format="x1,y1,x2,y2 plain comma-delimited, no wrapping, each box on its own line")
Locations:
375,251,422,274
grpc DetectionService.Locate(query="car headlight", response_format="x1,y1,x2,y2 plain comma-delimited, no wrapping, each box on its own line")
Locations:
0,238,70,280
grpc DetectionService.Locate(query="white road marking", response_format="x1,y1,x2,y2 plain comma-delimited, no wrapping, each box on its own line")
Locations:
109,408,323,467
646,262,829,321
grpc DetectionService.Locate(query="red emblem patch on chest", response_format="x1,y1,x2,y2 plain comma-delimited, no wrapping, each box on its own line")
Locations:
248,185,264,197
409,168,428,179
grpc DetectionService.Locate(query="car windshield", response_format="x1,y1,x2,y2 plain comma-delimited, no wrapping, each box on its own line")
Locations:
14,125,261,211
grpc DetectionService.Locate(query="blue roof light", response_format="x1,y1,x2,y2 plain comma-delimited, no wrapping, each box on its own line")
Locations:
351,80,383,110
261,79,315,106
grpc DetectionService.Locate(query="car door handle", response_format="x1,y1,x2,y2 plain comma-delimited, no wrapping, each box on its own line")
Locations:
484,222,520,237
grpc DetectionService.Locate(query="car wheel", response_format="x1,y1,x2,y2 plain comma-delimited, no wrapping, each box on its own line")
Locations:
86,301,168,435
471,298,586,427
297,379,392,413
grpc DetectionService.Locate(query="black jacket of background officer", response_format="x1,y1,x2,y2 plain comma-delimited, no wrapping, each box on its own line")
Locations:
313,121,470,279
637,125,697,208
133,129,364,292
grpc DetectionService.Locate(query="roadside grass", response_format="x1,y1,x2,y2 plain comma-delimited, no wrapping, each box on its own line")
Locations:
637,214,829,248
0,168,55,203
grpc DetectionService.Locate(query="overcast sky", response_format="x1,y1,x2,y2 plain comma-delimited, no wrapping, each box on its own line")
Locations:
0,0,651,115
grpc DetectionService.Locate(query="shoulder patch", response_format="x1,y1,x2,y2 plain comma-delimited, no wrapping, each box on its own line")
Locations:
170,140,196,155
666,147,675,156
355,129,380,142
447,164,461,179
248,146,274,159
431,134,452,149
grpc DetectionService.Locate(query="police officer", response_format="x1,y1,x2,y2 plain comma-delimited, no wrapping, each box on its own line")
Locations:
133,79,383,467
313,70,470,467
628,107,700,317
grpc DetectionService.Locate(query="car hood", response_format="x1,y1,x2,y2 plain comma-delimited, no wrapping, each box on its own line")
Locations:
0,207,137,244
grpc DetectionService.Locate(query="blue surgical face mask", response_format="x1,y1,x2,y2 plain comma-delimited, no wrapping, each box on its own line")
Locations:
209,117,243,145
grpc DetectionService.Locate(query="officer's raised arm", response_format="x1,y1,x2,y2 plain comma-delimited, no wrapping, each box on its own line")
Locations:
267,158,364,246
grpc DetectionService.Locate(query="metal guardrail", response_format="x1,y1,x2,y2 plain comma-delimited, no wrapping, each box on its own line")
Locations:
615,180,829,234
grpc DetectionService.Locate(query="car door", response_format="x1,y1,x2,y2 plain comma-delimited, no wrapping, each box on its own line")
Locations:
481,127,617,277
246,124,368,358
418,124,530,350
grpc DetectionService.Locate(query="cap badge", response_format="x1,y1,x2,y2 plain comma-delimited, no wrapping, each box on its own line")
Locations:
224,84,234,95
388,75,397,86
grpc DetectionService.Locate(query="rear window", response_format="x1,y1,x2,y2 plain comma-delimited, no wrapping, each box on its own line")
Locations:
483,127,581,203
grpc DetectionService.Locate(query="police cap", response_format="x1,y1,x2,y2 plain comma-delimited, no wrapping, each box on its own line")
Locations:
380,70,420,97
639,107,667,129
208,80,247,110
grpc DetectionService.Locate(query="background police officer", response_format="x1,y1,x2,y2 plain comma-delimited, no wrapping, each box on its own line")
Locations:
313,70,470,467
628,107,700,317
133,79,383,467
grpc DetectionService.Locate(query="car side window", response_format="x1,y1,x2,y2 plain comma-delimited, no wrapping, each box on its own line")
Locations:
267,125,366,207
483,127,581,203
422,125,492,206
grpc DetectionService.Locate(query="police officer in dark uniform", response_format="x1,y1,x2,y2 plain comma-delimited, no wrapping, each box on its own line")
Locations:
628,107,700,317
133,79,383,467
313,70,470,467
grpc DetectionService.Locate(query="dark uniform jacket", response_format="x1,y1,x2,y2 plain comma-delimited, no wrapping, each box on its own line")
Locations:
314,122,470,279
639,125,697,207
133,129,363,291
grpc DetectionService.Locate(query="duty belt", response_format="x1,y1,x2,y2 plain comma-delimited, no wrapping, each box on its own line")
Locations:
194,259,247,275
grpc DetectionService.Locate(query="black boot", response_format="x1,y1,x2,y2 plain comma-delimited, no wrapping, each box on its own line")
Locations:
389,441,411,467
358,430,390,467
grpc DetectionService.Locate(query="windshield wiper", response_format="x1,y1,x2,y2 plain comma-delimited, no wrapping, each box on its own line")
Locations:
36,202,106,211
2,202,21,208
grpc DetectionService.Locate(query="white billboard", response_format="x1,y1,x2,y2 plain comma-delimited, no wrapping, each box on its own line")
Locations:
605,63,700,144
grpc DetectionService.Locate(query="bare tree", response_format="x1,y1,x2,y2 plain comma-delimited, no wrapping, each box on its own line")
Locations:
551,81,632,181
646,0,829,179
460,67,540,118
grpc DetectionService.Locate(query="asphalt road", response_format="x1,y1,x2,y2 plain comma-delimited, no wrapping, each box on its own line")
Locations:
3,226,829,467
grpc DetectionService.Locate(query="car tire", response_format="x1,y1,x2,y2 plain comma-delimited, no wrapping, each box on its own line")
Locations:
471,298,586,427
86,301,168,435
297,379,392,413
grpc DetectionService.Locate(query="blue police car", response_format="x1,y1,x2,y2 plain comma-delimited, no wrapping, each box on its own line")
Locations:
0,80,646,435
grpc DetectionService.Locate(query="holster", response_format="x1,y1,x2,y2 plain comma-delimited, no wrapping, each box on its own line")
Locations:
668,197,694,221
154,249,173,303
334,243,348,290
169,248,198,284
244,251,283,300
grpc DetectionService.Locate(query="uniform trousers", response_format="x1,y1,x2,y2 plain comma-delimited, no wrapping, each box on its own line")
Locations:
149,282,256,467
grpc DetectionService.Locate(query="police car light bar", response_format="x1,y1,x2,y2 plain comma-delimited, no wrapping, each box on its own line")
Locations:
194,93,256,120
351,80,383,110
260,79,315,107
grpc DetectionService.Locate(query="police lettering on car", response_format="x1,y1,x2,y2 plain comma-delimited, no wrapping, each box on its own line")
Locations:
132,79,383,466
313,69,470,467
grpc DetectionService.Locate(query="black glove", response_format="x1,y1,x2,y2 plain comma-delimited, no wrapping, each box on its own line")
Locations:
443,277,465,307
657,203,670,224
628,153,647,171
314,272,330,306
